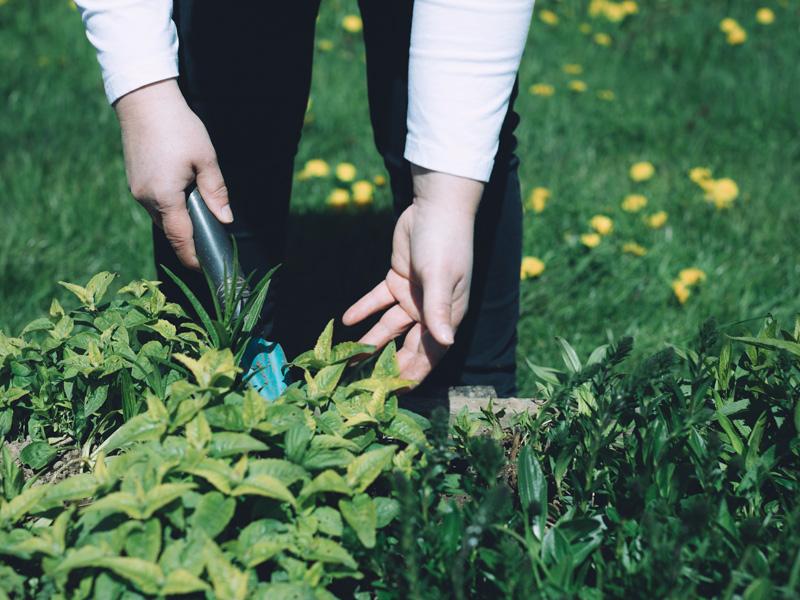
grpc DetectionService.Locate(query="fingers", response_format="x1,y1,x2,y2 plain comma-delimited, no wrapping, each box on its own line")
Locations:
397,323,449,383
160,199,200,270
194,155,233,224
420,272,455,345
358,304,415,348
342,279,396,326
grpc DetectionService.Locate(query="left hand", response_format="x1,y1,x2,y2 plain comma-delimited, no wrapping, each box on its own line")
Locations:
342,166,484,384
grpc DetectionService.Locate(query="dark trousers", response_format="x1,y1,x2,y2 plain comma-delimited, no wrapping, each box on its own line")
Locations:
157,1,522,396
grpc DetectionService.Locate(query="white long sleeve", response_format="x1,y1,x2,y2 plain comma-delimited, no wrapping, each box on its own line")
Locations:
405,0,535,182
75,0,177,104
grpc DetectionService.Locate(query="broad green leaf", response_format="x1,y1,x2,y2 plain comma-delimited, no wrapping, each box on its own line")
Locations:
382,413,427,446
303,537,357,569
94,556,163,595
204,537,250,600
374,496,400,528
19,441,58,470
248,458,309,486
21,317,53,335
339,494,377,548
309,435,361,453
39,473,98,509
99,413,166,454
142,483,196,519
85,271,116,306
147,319,178,340
256,582,316,600
174,348,239,388
209,432,268,458
50,315,74,340
242,387,267,429
313,506,343,537
314,320,334,363
371,341,400,378
299,470,352,500
58,281,92,307
185,412,212,450
125,518,162,562
161,569,210,595
302,448,355,471
231,474,296,506
346,445,396,493
285,423,313,463
0,485,47,525
189,492,235,539
330,341,374,364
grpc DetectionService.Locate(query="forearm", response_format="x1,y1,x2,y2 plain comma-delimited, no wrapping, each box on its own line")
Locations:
74,0,178,104
405,0,534,183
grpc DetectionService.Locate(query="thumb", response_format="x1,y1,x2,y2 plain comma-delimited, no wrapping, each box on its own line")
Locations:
421,273,455,346
195,155,233,224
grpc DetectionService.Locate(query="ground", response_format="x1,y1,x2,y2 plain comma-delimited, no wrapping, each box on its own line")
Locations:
1,0,798,394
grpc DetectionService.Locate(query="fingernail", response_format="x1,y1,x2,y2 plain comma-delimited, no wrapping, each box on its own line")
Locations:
220,205,234,223
440,327,455,345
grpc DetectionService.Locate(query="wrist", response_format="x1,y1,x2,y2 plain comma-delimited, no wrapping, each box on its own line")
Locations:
410,164,484,218
114,78,184,121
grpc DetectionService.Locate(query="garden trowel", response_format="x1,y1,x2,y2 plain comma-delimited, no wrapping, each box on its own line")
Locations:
186,186,288,401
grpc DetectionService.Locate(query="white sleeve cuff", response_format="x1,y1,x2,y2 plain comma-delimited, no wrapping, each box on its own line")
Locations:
103,53,179,104
405,135,496,182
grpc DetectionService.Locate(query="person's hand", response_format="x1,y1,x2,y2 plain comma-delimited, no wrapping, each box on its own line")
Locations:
114,79,232,270
343,166,484,384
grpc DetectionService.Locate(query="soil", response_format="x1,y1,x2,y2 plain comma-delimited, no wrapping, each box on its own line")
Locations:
6,437,84,486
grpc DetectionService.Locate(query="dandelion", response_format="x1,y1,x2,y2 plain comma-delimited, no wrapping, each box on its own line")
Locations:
540,9,559,25
630,161,655,182
602,3,627,22
520,256,546,279
529,187,551,213
622,194,648,212
594,32,612,46
342,15,363,33
579,23,592,34
597,89,615,101
317,39,334,52
727,27,747,45
373,174,387,186
569,80,588,93
327,188,350,208
581,233,602,248
756,8,775,24
621,1,639,15
352,180,374,205
689,167,712,185
298,158,330,179
590,214,614,235
672,280,690,304
335,162,357,182
563,63,583,75
720,18,739,33
646,211,668,229
529,83,555,96
678,267,706,286
622,242,647,256
704,177,739,209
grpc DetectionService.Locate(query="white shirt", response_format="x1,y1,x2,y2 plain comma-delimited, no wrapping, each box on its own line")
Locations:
75,0,534,182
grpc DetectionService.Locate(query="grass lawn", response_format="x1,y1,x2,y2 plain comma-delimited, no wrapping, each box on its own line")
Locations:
1,0,798,394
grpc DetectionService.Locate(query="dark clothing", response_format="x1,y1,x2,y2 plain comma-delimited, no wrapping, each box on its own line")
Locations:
157,1,522,396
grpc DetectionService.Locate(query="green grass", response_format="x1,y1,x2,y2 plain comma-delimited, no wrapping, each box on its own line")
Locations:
1,0,798,394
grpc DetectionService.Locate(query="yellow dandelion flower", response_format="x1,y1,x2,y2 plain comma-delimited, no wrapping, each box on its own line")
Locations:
342,15,363,33
629,161,655,182
590,214,614,236
569,80,588,93
678,267,706,286
589,0,605,17
726,26,747,45
594,32,612,46
317,39,334,52
672,280,690,304
603,3,627,22
579,23,593,34
597,89,615,101
563,63,583,75
622,1,639,15
335,162,357,182
622,194,648,212
756,8,775,24
689,167,713,185
298,158,330,179
581,233,602,248
529,83,555,96
373,174,387,186
520,256,546,280
352,180,374,205
529,187,551,213
704,177,739,209
622,242,647,256
720,18,740,33
540,9,559,25
327,188,350,208
646,210,668,229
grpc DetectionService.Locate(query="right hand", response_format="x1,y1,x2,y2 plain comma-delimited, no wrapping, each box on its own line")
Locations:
114,78,233,270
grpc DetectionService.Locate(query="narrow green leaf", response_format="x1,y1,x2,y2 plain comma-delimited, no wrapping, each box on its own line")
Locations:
162,266,220,347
